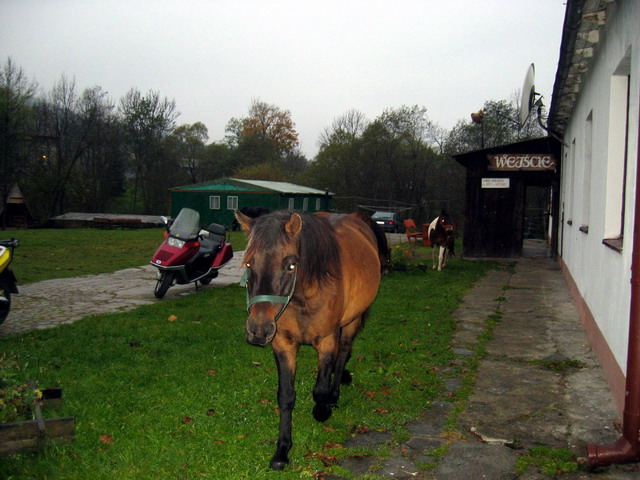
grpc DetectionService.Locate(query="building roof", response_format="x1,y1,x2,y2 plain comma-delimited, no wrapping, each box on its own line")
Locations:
0,184,32,217
548,0,614,135
452,137,561,168
171,178,333,196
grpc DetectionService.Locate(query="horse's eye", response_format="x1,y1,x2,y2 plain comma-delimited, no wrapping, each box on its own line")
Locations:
287,263,296,272
246,262,251,269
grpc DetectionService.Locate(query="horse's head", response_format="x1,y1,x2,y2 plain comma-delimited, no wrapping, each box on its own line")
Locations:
236,210,302,347
438,210,455,235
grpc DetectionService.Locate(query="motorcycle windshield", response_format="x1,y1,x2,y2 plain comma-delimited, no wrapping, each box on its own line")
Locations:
169,208,200,239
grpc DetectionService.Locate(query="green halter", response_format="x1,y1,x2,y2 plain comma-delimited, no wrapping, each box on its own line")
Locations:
240,268,297,322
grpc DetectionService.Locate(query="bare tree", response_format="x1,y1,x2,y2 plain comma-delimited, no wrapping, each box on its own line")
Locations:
71,87,126,211
317,109,368,148
0,58,37,228
119,88,179,213
30,75,112,218
172,122,209,184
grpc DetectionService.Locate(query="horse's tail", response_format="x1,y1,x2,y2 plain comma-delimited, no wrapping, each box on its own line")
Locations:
350,212,391,274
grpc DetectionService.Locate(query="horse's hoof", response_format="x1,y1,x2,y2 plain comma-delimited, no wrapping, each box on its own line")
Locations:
313,404,333,422
270,456,289,470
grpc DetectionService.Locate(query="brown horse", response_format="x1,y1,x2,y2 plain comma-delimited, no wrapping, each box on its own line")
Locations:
235,210,381,470
427,210,455,270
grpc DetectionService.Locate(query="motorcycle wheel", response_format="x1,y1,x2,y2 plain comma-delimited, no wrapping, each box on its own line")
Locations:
0,291,10,325
199,271,218,286
154,271,174,299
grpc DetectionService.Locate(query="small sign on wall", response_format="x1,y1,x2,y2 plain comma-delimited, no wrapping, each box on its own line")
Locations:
481,178,510,189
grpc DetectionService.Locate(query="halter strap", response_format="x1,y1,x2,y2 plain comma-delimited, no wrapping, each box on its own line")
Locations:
240,268,297,322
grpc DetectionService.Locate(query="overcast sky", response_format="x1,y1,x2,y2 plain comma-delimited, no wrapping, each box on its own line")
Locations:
1,0,566,158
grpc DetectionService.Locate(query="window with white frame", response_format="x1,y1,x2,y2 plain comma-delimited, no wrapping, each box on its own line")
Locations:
579,111,593,233
288,197,295,210
227,196,238,210
603,49,631,250
302,198,309,211
564,143,574,225
209,196,220,210
315,198,321,211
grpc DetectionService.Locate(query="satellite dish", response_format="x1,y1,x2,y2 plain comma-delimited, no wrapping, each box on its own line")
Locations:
519,63,538,127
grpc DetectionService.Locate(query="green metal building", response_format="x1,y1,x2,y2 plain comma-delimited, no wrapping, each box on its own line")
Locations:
169,178,334,228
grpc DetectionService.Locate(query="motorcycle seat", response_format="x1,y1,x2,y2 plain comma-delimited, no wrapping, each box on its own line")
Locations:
203,223,226,247
200,237,222,255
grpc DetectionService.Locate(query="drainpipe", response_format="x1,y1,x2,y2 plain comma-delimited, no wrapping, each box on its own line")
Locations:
587,114,640,466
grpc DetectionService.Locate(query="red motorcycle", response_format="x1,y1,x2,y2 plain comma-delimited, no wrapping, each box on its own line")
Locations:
150,208,233,299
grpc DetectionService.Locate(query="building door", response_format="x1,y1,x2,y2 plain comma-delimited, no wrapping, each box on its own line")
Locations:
523,185,553,258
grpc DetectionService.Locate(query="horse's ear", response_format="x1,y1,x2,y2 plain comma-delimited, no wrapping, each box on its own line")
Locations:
235,210,253,232
285,213,303,236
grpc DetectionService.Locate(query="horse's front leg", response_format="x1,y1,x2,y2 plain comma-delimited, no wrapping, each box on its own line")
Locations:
270,339,299,470
312,334,338,422
439,245,447,270
432,246,438,269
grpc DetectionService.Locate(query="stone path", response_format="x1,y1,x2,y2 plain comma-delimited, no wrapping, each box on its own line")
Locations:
327,258,639,479
0,253,245,337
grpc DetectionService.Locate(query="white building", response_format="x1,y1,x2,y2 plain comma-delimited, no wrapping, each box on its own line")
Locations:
548,0,640,464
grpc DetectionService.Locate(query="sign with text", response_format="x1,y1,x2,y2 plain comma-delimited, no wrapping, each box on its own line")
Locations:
481,178,510,189
487,153,557,172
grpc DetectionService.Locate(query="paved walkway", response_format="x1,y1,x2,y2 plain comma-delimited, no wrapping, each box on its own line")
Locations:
332,258,639,479
0,253,245,337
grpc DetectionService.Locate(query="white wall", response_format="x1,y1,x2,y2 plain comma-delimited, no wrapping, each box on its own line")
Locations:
559,0,640,374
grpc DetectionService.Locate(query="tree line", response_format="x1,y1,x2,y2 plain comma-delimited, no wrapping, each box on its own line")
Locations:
1,58,544,227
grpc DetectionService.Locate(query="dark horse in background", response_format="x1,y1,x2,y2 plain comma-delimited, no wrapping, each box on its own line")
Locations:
427,210,456,271
349,211,391,274
235,210,382,470
232,206,270,231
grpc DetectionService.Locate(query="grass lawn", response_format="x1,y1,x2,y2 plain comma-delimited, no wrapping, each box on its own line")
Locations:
2,228,248,284
1,232,495,478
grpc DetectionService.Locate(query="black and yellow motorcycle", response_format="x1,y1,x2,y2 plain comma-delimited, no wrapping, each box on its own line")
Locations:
0,238,19,325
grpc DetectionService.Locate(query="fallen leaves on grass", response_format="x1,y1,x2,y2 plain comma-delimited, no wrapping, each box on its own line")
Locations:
99,434,114,445
167,314,177,322
322,441,343,450
303,450,338,467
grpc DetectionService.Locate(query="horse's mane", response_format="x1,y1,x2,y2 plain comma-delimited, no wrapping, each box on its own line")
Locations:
243,211,341,285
